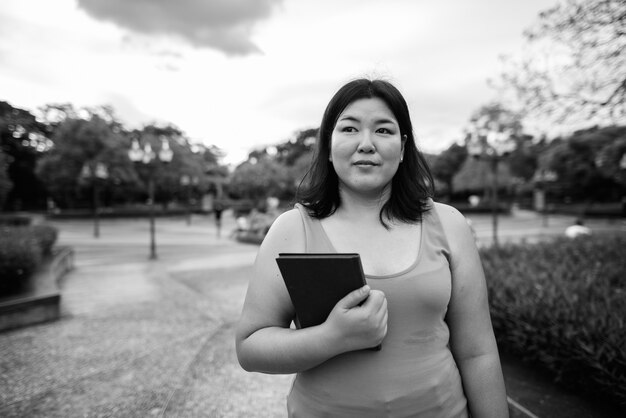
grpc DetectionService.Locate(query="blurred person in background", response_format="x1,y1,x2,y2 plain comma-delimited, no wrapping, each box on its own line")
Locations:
213,201,224,238
236,78,508,417
565,218,591,239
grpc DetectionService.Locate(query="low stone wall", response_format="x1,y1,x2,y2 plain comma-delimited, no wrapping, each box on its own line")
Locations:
0,246,74,332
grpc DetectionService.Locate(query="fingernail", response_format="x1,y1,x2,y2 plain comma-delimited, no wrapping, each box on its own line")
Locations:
363,285,370,293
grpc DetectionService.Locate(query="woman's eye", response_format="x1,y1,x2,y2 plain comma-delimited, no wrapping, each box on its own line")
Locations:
376,127,393,134
341,126,357,133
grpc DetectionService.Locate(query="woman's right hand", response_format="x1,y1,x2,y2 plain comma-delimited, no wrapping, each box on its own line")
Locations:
324,285,388,352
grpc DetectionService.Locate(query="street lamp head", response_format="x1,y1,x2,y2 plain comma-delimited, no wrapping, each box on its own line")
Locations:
159,136,173,163
533,168,558,183
95,162,109,179
142,143,155,164
128,138,144,162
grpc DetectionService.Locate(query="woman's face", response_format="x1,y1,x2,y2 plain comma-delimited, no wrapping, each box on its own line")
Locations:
330,97,405,197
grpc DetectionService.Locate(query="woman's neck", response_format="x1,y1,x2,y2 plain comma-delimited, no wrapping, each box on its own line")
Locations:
336,184,391,223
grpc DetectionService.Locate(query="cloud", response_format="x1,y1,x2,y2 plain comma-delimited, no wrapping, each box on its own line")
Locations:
77,0,282,56
101,92,154,128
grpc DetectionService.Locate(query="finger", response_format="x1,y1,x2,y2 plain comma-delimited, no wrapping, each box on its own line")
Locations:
381,309,388,327
375,297,388,318
367,290,386,311
337,285,371,310
362,289,383,307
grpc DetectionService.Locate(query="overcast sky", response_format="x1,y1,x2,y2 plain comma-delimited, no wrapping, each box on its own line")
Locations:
0,0,557,165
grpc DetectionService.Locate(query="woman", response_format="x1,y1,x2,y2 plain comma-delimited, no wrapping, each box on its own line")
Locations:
236,78,508,417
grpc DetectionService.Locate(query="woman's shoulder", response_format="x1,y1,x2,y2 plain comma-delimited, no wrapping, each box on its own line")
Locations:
270,207,304,231
430,201,475,248
258,207,306,254
431,201,466,225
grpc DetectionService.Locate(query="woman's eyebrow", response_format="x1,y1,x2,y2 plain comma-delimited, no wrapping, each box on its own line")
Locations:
337,116,397,125
337,115,360,122
374,118,397,125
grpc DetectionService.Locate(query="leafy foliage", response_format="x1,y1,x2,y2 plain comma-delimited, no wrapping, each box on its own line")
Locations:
431,143,467,197
228,128,318,204
483,234,626,407
0,148,12,208
30,224,59,255
0,101,51,210
36,116,132,209
493,0,625,126
0,228,41,295
229,158,292,202
538,126,626,200
0,224,59,296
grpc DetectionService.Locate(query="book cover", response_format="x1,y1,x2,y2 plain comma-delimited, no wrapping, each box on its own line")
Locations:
276,253,366,329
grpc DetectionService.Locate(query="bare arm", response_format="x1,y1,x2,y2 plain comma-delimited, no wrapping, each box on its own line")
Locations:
436,203,509,418
235,209,387,374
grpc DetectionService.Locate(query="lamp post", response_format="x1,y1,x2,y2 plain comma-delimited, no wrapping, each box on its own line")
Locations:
533,169,558,227
180,174,191,225
466,117,516,248
80,161,109,238
128,135,173,260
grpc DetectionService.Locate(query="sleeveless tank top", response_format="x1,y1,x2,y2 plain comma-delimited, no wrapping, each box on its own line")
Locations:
286,201,469,417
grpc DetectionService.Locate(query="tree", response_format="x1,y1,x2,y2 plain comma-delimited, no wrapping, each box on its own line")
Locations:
493,0,625,126
431,143,468,198
229,128,318,204
130,124,230,208
594,126,626,190
36,116,131,209
0,101,51,210
274,128,318,167
229,158,292,203
463,103,525,195
506,134,547,182
0,148,12,208
539,126,625,202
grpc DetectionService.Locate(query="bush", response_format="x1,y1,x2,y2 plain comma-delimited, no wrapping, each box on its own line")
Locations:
0,214,33,226
0,224,59,296
482,234,626,408
30,224,59,255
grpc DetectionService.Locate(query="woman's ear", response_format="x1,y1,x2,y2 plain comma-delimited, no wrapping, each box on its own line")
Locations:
400,135,407,162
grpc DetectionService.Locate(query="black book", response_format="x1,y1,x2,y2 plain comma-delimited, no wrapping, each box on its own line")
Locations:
276,253,367,329
276,253,381,351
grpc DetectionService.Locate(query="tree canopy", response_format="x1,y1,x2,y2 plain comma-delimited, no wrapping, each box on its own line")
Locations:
0,101,51,210
538,126,626,201
228,128,318,204
493,0,625,127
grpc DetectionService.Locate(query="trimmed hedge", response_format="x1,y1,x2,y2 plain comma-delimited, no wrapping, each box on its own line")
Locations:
0,214,33,226
0,225,58,296
30,224,58,255
482,234,626,408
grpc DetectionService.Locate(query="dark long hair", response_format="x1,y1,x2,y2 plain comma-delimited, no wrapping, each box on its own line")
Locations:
297,78,434,226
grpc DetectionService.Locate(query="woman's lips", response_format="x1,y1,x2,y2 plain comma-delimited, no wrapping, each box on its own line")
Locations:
353,160,379,166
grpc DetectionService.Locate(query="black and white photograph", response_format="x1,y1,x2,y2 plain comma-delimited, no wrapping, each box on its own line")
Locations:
0,0,624,416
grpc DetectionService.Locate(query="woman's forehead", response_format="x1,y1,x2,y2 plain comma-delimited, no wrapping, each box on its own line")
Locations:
337,97,397,123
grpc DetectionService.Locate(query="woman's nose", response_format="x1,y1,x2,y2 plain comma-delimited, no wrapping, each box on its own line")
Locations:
357,131,375,153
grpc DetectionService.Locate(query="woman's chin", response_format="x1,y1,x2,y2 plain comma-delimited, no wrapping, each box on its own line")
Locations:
340,180,391,197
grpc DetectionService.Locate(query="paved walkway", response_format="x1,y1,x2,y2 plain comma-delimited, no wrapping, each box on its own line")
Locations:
0,211,623,417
